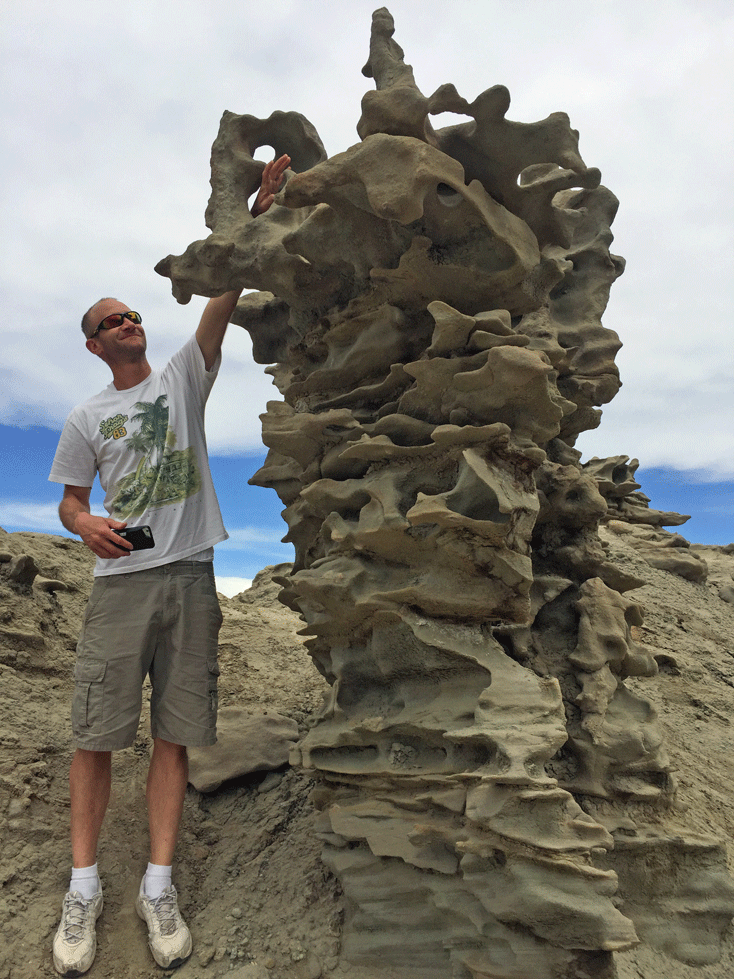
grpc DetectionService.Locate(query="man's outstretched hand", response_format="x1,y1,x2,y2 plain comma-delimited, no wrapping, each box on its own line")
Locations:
250,154,291,217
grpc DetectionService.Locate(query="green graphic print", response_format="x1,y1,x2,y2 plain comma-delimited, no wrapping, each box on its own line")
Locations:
107,395,201,519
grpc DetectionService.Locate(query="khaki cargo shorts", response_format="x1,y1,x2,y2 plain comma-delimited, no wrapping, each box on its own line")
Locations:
72,560,222,750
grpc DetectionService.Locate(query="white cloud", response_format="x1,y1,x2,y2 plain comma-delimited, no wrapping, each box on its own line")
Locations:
0,501,62,533
215,576,252,598
2,0,733,474
219,526,292,555
222,527,280,545
0,500,106,534
205,324,282,453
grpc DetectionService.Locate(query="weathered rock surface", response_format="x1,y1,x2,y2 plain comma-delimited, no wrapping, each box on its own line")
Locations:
188,709,299,792
154,7,734,978
0,525,733,979
0,529,338,979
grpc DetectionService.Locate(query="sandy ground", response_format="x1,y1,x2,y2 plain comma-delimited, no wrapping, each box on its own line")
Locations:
0,525,732,979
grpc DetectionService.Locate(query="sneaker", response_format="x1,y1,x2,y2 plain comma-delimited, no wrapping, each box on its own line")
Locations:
52,890,103,977
135,881,192,968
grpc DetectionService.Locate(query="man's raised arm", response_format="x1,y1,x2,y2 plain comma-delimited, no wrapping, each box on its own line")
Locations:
195,290,243,371
195,153,291,370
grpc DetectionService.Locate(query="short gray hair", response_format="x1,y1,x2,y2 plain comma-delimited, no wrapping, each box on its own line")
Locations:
81,298,117,338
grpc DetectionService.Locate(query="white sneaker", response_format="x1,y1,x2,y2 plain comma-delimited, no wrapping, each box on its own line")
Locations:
135,881,192,968
52,890,103,976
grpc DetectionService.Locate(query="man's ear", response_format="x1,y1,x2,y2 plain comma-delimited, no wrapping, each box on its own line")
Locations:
86,336,103,359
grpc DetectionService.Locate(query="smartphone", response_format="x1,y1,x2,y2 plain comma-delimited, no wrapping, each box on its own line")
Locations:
115,525,155,550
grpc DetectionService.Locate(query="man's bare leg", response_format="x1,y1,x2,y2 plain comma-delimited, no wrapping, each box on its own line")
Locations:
137,738,193,967
54,750,109,975
146,738,188,866
70,748,112,867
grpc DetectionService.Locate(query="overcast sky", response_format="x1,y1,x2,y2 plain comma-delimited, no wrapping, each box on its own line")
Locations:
2,0,733,588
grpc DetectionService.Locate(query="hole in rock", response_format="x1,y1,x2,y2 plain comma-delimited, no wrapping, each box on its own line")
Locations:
338,508,364,524
430,111,474,130
546,745,579,782
549,280,571,301
253,144,277,163
248,145,281,209
450,741,498,771
517,163,557,187
436,182,463,208
488,849,507,868
654,654,681,676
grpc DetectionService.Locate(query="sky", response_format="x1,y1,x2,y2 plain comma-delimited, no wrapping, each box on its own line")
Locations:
2,0,733,595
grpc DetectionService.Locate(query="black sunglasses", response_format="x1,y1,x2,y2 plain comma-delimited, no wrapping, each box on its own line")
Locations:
89,310,142,338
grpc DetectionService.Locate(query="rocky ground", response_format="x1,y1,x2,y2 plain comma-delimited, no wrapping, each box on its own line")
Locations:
0,523,732,979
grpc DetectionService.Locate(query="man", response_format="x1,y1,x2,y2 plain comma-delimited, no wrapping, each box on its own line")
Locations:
48,154,290,976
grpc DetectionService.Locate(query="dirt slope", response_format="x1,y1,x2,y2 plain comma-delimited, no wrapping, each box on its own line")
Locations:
0,525,731,979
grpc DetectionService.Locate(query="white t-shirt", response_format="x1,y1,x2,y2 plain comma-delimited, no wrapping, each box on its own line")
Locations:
49,336,228,575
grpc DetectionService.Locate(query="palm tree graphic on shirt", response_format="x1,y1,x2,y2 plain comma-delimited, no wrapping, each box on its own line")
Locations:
132,394,169,470
109,394,201,519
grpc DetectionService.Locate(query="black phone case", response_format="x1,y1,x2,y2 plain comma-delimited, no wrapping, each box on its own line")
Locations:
116,526,155,550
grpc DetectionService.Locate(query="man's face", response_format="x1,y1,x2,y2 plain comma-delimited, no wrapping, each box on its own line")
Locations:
86,299,147,363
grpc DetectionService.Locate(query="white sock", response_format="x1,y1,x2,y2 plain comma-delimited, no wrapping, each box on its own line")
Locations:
143,862,172,900
70,863,101,900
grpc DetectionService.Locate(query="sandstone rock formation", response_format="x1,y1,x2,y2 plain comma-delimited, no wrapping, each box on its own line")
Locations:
156,8,734,978
188,709,299,793
2,526,733,979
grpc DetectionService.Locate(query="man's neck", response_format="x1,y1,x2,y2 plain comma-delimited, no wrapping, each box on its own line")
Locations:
111,359,153,390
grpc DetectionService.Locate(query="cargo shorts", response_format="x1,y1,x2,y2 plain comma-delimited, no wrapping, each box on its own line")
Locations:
72,560,222,750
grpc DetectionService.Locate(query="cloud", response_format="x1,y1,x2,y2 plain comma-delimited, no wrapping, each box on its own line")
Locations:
219,525,293,556
0,500,105,534
0,501,63,533
204,324,283,453
2,0,733,474
215,576,252,598
576,374,734,474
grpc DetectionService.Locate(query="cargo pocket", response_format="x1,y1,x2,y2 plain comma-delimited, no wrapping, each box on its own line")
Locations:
72,660,107,732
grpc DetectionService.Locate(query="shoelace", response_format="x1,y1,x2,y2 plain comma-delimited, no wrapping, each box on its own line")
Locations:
150,888,180,936
61,894,93,943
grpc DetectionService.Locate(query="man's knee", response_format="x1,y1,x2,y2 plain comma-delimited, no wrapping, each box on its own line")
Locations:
152,738,187,753
150,738,188,769
71,747,112,776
